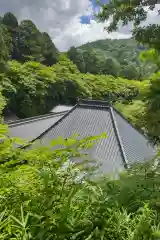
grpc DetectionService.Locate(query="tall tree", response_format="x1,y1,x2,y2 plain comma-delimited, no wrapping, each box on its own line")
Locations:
17,20,44,62
142,72,160,143
2,12,18,29
0,26,9,73
83,50,102,74
121,64,139,80
139,49,160,72
97,0,160,51
41,32,59,66
96,0,160,141
0,24,12,58
102,57,121,77
67,47,86,73
2,12,19,59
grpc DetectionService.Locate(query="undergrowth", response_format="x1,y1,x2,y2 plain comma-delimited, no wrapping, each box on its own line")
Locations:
0,124,160,239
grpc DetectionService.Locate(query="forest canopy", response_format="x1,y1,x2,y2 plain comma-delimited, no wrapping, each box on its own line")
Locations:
67,39,157,80
0,12,59,65
97,0,160,51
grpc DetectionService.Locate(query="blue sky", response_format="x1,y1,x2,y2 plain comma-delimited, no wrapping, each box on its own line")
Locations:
80,0,99,24
80,0,108,24
0,0,158,51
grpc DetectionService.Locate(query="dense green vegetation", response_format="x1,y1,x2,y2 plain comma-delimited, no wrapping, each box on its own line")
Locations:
97,0,159,51
0,12,59,65
0,126,160,239
67,39,156,79
0,12,145,119
0,53,140,118
96,0,160,143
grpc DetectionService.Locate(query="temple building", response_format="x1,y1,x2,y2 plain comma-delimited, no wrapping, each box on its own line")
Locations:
8,99,156,174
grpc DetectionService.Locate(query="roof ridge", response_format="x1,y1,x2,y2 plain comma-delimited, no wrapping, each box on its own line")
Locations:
78,98,111,106
25,103,79,146
28,100,112,145
110,107,129,168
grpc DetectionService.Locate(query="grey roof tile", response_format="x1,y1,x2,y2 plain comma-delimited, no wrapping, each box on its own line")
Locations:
38,105,125,175
8,112,66,141
113,109,156,165
35,100,156,174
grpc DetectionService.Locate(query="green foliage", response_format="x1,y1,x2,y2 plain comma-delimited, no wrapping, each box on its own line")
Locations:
97,0,157,29
1,24,13,58
41,32,59,66
2,12,18,29
0,54,142,118
0,26,9,114
139,49,160,72
67,47,86,73
17,20,44,63
68,39,155,79
0,26,9,74
0,87,6,119
5,60,57,117
0,57,89,117
103,57,120,77
54,53,80,75
96,0,160,52
135,24,160,52
2,12,19,60
115,100,147,131
82,49,103,74
0,124,160,239
1,12,59,65
121,64,140,80
115,71,160,143
141,72,160,142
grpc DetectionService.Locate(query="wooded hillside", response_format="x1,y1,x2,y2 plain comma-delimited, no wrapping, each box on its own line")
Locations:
67,38,156,80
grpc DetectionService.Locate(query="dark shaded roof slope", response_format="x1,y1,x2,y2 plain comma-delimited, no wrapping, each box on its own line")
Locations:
8,112,66,141
34,99,156,175
113,109,155,165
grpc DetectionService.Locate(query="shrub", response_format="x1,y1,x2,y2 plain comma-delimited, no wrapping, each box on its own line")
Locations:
0,56,144,118
0,124,160,239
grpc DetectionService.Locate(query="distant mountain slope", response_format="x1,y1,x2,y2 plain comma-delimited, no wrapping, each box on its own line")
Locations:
67,39,156,80
79,39,141,64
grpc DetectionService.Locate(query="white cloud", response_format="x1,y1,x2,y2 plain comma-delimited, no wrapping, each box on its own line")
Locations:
54,19,132,51
0,1,160,51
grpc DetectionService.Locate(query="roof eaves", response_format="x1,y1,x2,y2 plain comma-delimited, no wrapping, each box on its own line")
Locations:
8,111,68,128
79,103,110,109
110,106,129,168
78,98,111,106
